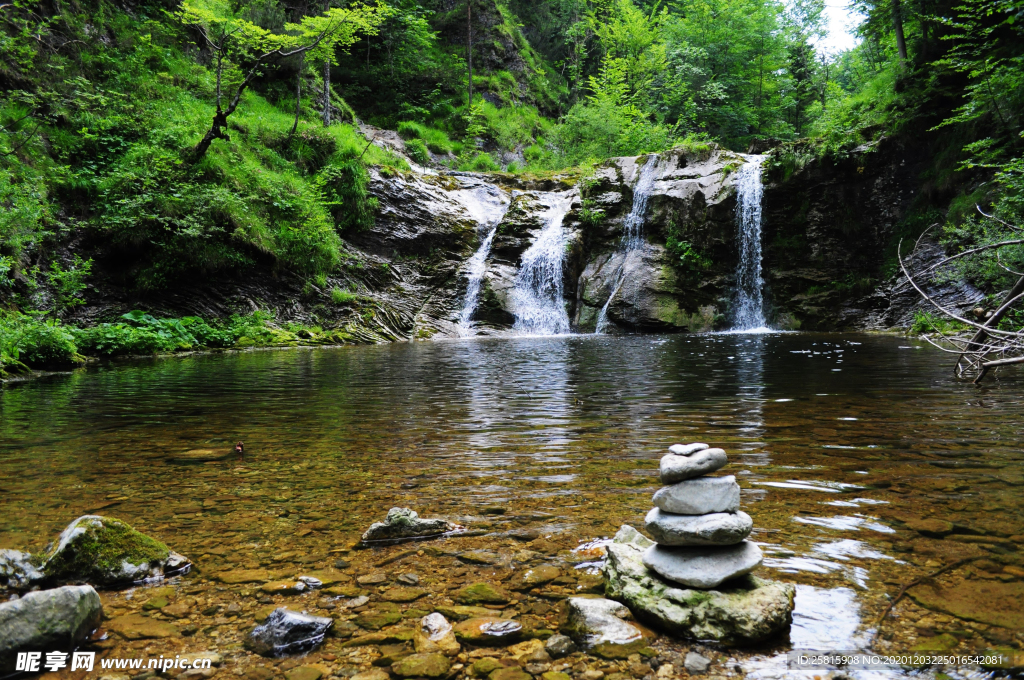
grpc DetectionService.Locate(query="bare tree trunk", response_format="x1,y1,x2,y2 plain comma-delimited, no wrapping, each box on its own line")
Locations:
467,0,473,109
892,0,908,63
322,0,331,127
292,54,303,135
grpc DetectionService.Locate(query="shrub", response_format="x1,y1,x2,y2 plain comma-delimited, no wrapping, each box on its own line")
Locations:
466,153,499,172
48,255,93,310
331,287,357,304
314,160,379,232
404,138,431,166
0,312,82,368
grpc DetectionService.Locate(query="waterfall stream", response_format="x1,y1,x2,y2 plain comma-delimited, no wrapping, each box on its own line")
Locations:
732,156,770,331
510,193,576,335
455,182,511,336
595,155,659,333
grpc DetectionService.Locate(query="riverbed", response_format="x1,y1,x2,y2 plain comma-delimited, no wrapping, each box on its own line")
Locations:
1,333,1021,679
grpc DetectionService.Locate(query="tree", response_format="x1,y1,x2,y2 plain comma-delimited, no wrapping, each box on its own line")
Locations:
899,206,1024,382
176,0,390,158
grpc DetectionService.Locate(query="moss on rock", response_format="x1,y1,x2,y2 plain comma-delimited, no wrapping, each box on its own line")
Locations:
41,515,188,587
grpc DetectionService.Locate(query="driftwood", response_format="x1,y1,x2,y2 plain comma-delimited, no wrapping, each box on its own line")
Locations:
872,556,982,641
898,206,1024,383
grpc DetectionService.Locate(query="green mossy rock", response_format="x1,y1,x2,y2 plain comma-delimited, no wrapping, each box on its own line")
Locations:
41,516,190,588
455,582,511,605
489,668,531,680
470,658,502,676
603,525,794,645
391,652,451,678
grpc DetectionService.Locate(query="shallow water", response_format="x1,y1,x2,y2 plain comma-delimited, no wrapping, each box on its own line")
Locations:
1,333,1021,677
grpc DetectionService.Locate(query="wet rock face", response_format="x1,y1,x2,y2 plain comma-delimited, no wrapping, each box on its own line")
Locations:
0,585,102,674
246,608,333,657
570,149,746,332
759,137,983,330
360,508,460,544
38,515,190,588
603,526,794,644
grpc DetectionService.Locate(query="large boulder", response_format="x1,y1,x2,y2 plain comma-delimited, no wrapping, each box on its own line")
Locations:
0,585,102,674
246,608,333,657
39,516,190,587
603,526,794,645
361,508,460,544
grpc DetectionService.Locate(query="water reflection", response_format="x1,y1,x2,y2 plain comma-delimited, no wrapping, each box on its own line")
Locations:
1,333,1021,674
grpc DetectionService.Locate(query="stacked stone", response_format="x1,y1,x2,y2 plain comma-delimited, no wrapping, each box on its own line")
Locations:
641,443,763,589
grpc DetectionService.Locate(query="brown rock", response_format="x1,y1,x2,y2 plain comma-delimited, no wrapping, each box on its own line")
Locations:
381,587,428,602
106,614,180,640
906,518,955,537
284,667,323,680
216,569,271,584
391,653,451,678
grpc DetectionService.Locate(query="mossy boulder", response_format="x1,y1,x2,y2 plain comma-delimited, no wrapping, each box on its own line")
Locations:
391,652,451,678
40,516,190,588
602,525,794,645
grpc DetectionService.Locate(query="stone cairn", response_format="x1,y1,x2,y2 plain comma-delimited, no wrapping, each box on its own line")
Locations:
641,443,763,589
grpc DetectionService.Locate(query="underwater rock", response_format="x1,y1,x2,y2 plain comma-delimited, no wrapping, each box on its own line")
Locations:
0,585,102,674
39,515,190,588
604,527,793,644
391,652,452,678
644,508,752,546
246,608,333,657
361,508,460,543
453,617,523,645
544,633,576,658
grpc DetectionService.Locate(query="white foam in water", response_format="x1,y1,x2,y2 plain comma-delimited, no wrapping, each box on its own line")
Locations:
731,156,770,333
510,193,576,335
595,155,659,334
455,182,511,336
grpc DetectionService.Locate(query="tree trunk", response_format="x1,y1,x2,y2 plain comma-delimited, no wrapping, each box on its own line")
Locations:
322,0,331,127
292,55,303,135
194,111,230,161
892,0,908,62
467,0,473,109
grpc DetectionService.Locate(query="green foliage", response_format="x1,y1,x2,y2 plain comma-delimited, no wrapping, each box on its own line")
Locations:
48,256,93,310
314,159,378,233
0,311,82,370
911,310,970,335
331,287,357,304
665,221,712,274
404,138,431,165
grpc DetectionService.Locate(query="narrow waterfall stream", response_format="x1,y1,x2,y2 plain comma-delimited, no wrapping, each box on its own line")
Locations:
510,193,576,335
454,182,511,336
595,154,659,333
732,155,770,331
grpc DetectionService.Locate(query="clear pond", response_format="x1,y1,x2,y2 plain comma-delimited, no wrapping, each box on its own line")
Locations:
1,333,1021,678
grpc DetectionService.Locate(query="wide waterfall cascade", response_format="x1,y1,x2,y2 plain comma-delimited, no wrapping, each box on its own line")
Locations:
595,155,659,333
510,193,576,335
455,183,511,336
731,156,770,332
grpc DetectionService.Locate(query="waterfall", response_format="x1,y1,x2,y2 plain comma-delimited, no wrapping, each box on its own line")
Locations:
732,156,770,331
455,183,511,336
510,193,575,335
595,155,659,333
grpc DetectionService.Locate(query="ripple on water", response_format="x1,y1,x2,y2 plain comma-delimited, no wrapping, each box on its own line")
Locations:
793,514,895,533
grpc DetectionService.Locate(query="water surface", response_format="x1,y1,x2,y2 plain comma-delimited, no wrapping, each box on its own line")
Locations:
2,333,1021,676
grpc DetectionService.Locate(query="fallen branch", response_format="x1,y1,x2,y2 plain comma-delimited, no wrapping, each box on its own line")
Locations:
873,556,981,639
